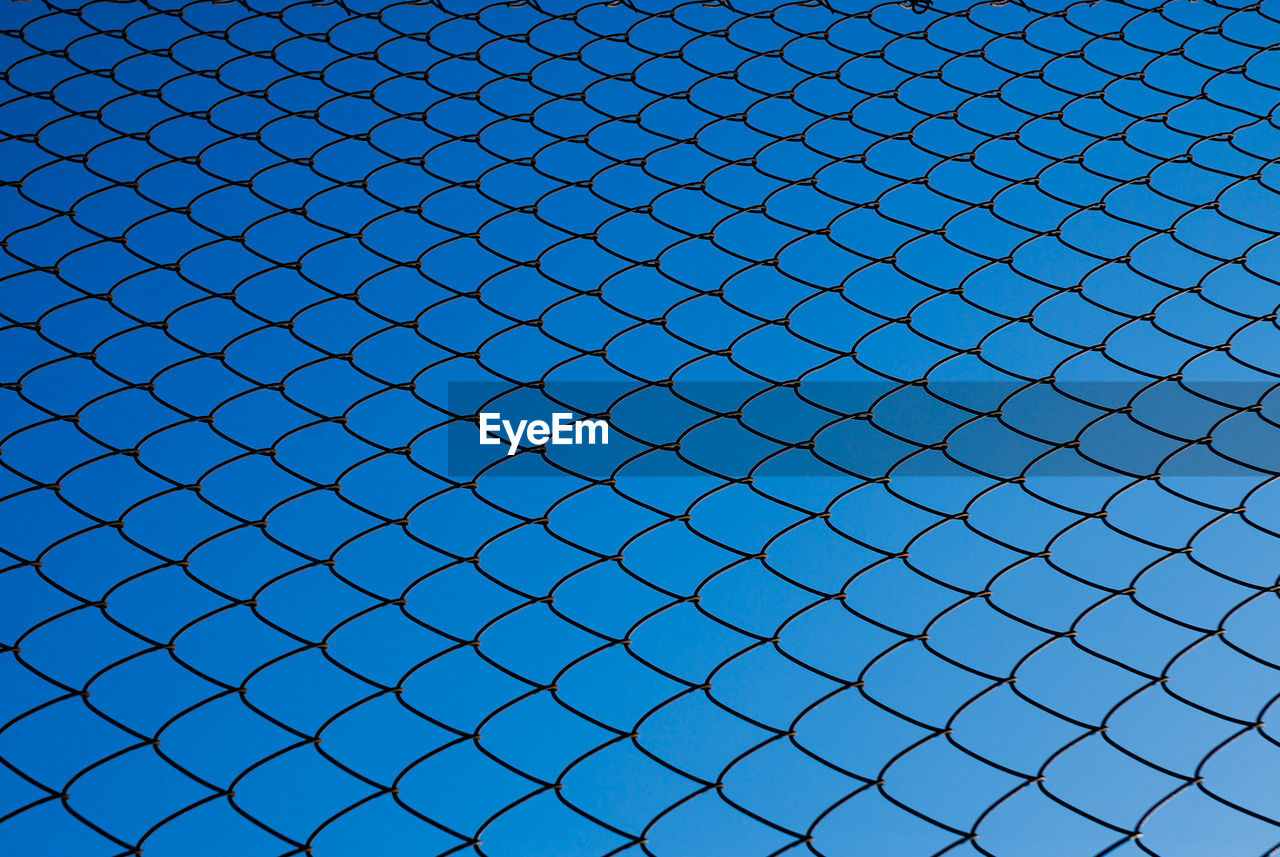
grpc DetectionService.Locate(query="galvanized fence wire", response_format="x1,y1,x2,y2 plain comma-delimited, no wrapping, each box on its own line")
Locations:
5,0,1280,855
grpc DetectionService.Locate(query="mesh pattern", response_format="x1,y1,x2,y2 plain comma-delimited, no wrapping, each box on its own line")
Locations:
5,0,1280,855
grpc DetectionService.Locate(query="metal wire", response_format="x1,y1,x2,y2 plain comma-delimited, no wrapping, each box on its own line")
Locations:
4,0,1280,855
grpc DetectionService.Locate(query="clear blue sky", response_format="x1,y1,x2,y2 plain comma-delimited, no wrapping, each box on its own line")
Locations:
3,0,1280,856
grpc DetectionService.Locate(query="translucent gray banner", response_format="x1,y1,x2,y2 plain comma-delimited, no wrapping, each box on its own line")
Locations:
445,381,1280,478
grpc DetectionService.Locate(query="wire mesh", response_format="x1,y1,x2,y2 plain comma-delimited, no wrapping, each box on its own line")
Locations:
5,0,1280,855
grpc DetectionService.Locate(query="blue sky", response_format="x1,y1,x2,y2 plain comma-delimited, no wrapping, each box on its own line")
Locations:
4,0,1280,855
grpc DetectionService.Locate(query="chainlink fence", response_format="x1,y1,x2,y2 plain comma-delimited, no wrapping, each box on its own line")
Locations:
6,0,1280,855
